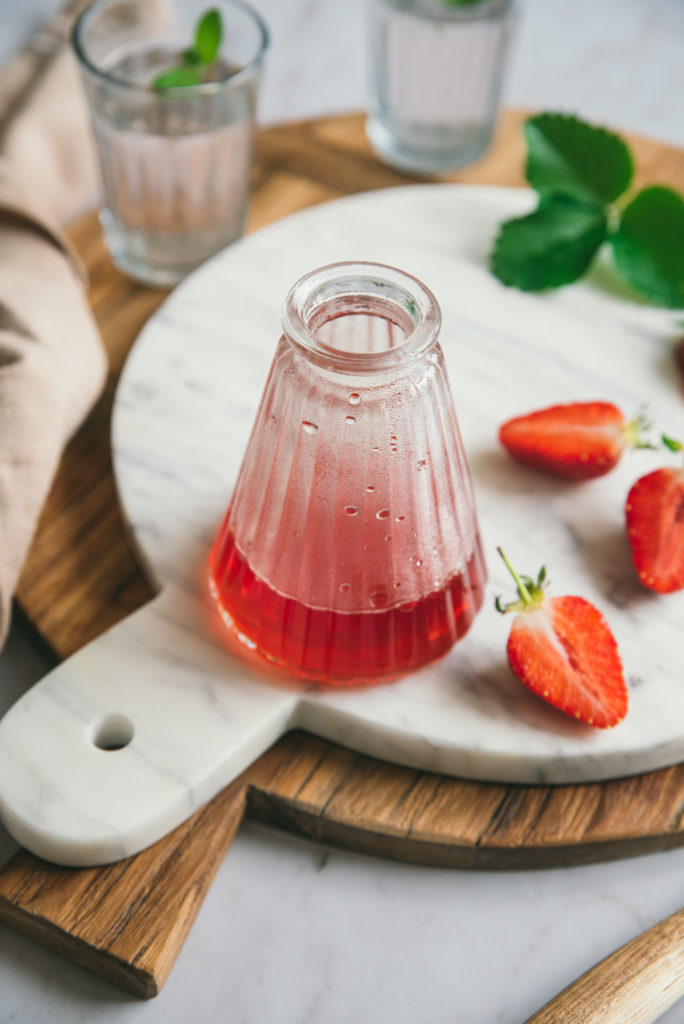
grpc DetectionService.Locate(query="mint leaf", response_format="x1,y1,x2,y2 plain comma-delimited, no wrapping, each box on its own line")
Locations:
524,113,634,206
194,8,223,64
153,66,202,89
610,186,684,308
491,196,607,292
181,48,202,66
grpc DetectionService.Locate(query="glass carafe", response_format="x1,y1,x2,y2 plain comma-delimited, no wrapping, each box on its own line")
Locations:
209,261,486,685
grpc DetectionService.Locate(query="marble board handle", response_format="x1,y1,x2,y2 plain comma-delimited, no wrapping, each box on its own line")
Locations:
524,906,684,1023
0,586,297,866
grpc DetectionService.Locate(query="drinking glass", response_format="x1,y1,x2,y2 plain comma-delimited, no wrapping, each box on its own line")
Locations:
366,0,514,174
209,261,486,686
73,0,269,287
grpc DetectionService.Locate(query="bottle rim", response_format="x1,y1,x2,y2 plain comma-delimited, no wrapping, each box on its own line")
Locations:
281,261,442,373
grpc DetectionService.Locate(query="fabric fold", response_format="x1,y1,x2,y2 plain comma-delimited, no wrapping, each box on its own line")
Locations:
0,1,107,647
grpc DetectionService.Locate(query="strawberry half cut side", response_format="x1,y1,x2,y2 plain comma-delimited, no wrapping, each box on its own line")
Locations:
499,401,648,480
495,550,628,728
626,465,684,593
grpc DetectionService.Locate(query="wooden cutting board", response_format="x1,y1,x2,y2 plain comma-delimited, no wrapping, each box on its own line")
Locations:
1,110,684,999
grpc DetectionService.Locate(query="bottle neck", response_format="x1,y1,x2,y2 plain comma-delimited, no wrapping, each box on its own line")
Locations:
281,261,441,375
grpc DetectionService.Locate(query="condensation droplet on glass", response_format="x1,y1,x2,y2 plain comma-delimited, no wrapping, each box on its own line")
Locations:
414,558,422,567
366,485,375,492
349,393,361,406
395,514,406,523
372,446,380,453
417,459,427,469
345,415,356,425
384,534,392,542
344,505,359,516
369,590,389,609
301,421,318,433
339,582,351,593
376,508,390,520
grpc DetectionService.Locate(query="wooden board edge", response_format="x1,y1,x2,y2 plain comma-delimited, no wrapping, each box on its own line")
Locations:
246,786,684,870
0,898,157,998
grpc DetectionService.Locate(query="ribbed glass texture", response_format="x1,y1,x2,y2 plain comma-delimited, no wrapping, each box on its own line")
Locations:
73,0,268,287
210,262,486,685
366,0,514,174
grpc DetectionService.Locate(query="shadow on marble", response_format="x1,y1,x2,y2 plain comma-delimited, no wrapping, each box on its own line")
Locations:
447,654,599,741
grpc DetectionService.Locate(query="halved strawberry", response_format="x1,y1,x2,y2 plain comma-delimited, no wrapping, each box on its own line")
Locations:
499,401,649,480
495,550,628,728
626,457,684,594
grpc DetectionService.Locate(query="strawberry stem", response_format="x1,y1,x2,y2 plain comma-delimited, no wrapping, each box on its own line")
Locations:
497,547,533,605
495,548,549,615
626,407,658,450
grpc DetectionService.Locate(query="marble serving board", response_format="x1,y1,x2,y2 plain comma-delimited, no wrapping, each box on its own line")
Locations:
0,184,682,868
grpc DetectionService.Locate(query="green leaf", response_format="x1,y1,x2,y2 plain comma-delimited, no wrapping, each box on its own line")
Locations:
181,47,202,66
491,196,608,292
152,66,203,89
524,113,634,206
610,186,684,308
194,8,223,64
662,434,684,453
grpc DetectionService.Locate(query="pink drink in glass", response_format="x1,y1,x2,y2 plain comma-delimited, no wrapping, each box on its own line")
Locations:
210,262,486,685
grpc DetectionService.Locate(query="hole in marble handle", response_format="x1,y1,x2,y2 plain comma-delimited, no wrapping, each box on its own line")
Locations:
92,714,134,751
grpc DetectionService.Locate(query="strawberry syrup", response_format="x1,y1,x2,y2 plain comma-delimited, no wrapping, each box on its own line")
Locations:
210,529,485,686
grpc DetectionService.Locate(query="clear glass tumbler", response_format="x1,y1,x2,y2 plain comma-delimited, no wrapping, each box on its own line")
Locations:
209,262,486,686
366,0,514,174
73,0,268,287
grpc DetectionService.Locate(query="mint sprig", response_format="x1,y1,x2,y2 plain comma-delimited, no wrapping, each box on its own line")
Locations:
153,8,223,89
490,112,684,309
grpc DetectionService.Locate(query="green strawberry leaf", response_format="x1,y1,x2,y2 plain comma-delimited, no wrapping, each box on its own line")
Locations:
491,196,607,292
194,7,223,64
152,66,203,89
524,113,634,206
610,186,684,309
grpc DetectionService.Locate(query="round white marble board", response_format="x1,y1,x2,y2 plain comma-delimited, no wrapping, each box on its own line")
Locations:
1,184,683,867
113,183,683,786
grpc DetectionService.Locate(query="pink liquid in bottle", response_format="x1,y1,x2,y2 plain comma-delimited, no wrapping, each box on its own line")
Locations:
210,527,485,685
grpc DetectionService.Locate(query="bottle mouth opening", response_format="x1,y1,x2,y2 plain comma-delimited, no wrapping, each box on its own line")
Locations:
281,261,441,372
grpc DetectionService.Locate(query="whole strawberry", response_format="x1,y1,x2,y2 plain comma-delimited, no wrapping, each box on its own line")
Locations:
499,401,652,480
495,549,628,729
626,437,684,594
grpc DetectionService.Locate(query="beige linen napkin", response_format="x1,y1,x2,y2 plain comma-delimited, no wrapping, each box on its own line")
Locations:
0,1,106,648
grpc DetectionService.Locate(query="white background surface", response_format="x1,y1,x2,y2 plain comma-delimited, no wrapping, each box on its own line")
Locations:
1,1,684,1021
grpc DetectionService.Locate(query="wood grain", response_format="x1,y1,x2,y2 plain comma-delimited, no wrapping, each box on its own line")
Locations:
2,111,684,998
524,906,684,1024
